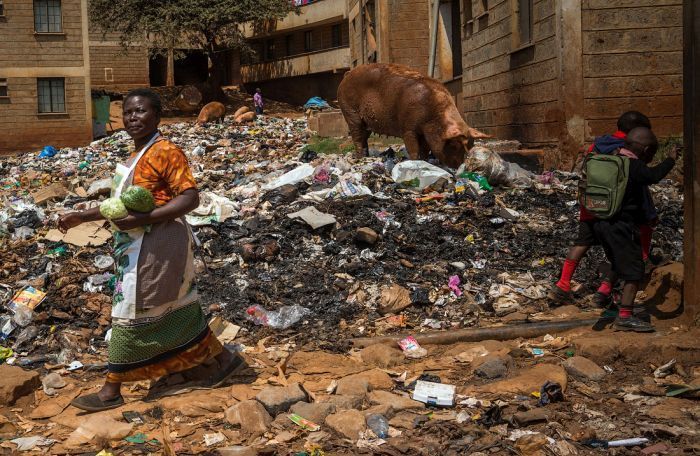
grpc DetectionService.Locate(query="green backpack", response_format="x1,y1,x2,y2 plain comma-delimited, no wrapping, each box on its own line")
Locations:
579,154,630,219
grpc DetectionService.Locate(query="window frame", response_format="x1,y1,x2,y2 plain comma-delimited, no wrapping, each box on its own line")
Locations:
285,34,293,57
0,78,8,98
331,23,342,48
0,0,5,17
304,30,312,52
265,39,275,61
37,77,66,114
512,0,533,50
33,0,63,34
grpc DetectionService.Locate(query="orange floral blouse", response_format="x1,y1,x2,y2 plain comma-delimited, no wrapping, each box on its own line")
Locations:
131,137,197,207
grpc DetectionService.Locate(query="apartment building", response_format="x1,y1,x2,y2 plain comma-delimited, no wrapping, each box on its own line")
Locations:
237,0,351,105
0,0,92,153
89,28,149,93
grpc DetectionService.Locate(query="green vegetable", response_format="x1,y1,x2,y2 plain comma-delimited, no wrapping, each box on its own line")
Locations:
120,185,155,213
99,197,128,220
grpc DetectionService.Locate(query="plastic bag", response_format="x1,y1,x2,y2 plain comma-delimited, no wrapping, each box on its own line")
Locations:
266,164,315,189
464,147,533,188
391,160,453,190
245,304,310,329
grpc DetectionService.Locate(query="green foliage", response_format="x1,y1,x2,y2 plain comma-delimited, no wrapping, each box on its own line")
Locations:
656,135,683,162
303,136,355,155
88,0,297,87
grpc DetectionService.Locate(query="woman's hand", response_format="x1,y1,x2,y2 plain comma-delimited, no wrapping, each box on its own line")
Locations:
113,211,153,231
58,212,84,233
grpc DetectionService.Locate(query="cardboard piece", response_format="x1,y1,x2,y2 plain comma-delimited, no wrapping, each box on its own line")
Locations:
287,206,337,229
44,221,111,247
209,316,241,344
32,183,68,205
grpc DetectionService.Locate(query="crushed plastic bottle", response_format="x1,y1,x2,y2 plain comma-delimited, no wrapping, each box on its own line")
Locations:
245,305,311,329
366,414,389,438
93,255,115,270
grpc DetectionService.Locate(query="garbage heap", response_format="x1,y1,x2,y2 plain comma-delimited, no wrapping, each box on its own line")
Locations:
0,115,691,455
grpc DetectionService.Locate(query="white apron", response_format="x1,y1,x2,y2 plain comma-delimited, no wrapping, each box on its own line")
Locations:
110,133,197,322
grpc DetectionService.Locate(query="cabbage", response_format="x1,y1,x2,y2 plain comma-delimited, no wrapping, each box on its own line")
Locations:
121,185,155,212
100,197,128,220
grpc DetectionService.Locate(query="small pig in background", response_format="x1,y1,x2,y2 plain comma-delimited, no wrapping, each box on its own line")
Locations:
233,106,251,118
196,102,226,125
338,63,490,169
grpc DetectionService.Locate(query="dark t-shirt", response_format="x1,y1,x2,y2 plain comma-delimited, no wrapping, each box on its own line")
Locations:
618,157,675,224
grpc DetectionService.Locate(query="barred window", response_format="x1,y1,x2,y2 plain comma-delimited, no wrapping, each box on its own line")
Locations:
0,79,7,98
34,0,62,33
37,78,65,113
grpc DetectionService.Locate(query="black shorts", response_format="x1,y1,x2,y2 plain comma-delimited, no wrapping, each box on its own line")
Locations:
592,220,643,282
573,221,598,247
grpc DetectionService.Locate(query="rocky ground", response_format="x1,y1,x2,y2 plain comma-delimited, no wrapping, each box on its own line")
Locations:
0,115,696,455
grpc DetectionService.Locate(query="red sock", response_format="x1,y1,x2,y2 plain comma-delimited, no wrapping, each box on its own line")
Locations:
597,281,612,296
619,307,632,318
640,225,653,261
556,259,579,292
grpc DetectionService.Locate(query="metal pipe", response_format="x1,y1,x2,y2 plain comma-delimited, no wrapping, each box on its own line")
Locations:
349,318,601,348
428,0,441,77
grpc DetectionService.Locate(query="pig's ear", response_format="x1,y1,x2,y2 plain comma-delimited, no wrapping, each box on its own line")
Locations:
468,127,491,139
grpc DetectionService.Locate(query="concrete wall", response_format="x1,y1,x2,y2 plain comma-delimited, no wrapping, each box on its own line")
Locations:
243,0,347,37
462,0,561,148
0,0,92,153
89,29,149,93
581,0,683,140
241,47,350,83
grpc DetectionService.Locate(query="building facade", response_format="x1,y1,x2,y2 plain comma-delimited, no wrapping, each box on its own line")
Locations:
0,0,93,154
348,0,683,167
237,0,352,105
89,28,149,93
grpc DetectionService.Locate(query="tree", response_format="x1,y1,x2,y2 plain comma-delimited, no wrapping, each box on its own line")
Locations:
89,0,297,100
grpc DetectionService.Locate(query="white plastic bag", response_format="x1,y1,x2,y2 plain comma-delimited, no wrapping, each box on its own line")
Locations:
391,160,452,190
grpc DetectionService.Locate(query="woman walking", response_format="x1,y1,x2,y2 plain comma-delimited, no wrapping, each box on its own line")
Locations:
59,89,242,412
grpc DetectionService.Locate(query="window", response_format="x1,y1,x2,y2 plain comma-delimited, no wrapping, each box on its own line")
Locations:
104,68,114,82
331,24,341,48
304,30,312,52
285,35,293,56
0,79,7,98
37,78,65,113
265,39,275,61
34,0,62,33
0,0,5,16
515,0,533,47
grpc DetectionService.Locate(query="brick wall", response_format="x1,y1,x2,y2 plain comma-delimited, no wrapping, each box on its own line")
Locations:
0,0,85,68
462,0,560,147
0,77,91,153
581,0,683,139
89,29,149,93
388,0,431,73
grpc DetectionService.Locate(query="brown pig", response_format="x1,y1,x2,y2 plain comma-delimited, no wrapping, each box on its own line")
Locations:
233,106,251,118
235,111,257,124
196,102,226,125
338,63,489,168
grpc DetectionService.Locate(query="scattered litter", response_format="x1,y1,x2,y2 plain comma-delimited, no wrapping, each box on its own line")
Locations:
289,414,321,431
654,359,676,378
287,206,337,229
398,336,428,359
203,432,226,446
412,380,456,406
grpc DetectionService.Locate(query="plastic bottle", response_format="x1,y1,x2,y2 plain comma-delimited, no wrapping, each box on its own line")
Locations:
245,305,310,329
366,414,389,438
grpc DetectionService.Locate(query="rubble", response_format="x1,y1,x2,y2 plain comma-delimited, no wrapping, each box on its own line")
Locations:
0,113,693,454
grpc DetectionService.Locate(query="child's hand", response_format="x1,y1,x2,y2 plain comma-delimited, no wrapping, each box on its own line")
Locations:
667,144,680,161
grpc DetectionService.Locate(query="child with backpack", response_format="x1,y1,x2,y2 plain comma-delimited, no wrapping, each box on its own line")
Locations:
549,111,656,307
585,127,676,332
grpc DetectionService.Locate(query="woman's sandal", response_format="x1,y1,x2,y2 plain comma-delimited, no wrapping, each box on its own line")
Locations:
70,393,125,412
